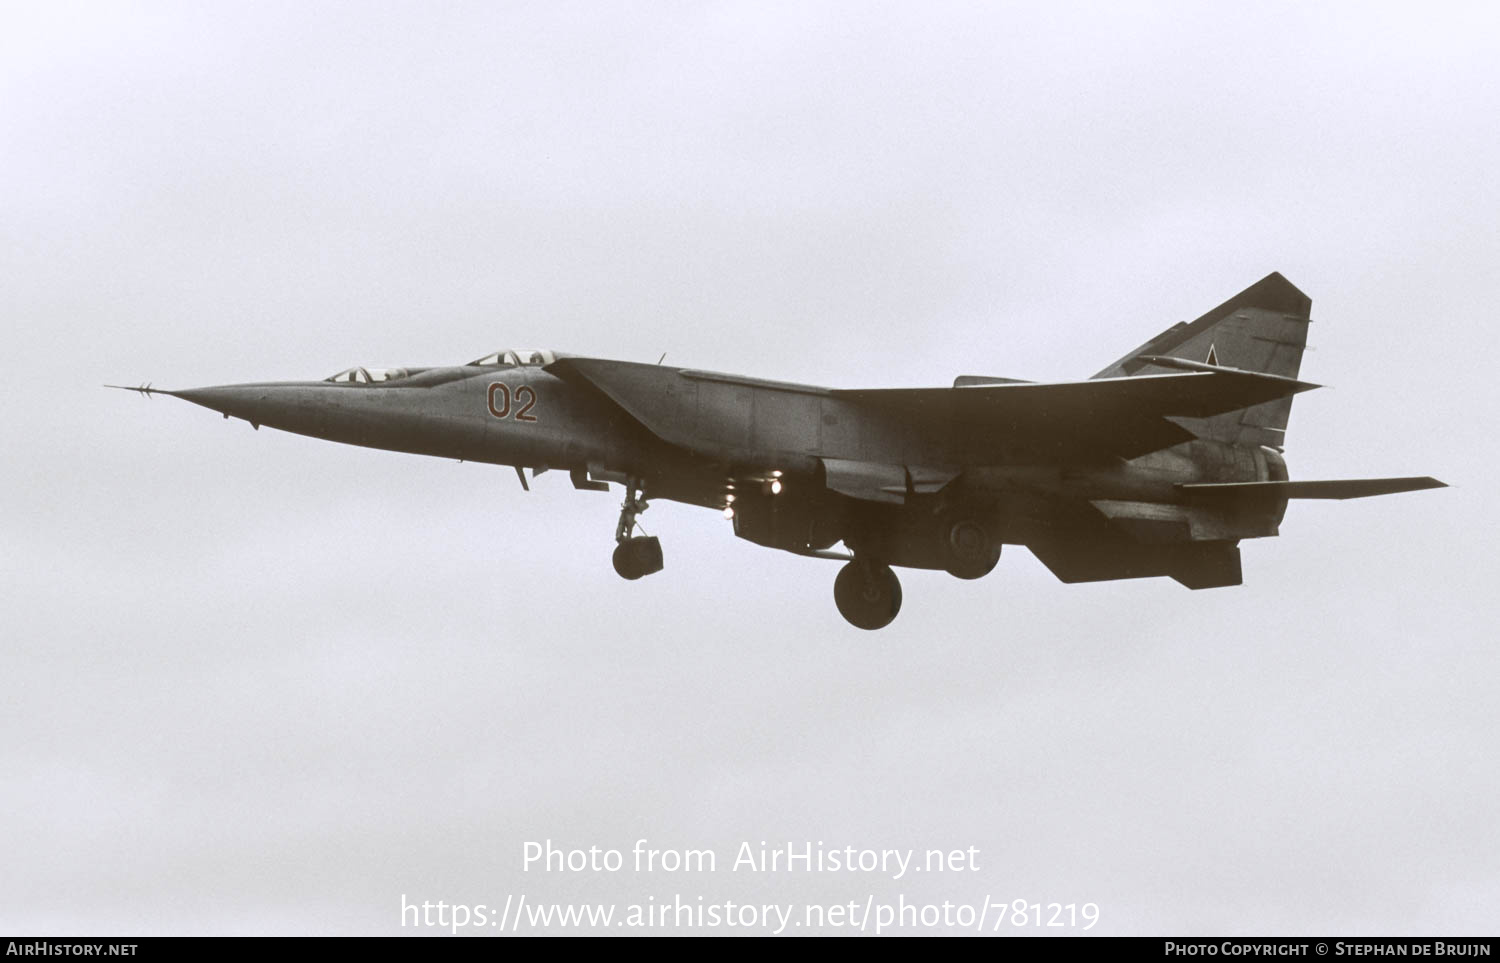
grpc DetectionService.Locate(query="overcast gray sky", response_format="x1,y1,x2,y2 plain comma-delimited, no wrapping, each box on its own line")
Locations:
3,0,1495,936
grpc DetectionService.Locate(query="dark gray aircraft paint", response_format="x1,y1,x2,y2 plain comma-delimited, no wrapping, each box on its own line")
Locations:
112,273,1444,629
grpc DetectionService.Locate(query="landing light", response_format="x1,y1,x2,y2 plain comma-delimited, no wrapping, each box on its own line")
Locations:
722,507,735,520
770,479,783,495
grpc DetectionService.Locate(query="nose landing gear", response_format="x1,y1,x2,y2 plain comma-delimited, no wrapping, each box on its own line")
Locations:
612,478,664,580
833,559,903,630
612,536,663,580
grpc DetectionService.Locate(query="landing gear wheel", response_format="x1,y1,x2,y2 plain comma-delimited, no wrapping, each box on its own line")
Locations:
612,536,664,580
944,519,1000,580
834,560,903,630
610,477,664,580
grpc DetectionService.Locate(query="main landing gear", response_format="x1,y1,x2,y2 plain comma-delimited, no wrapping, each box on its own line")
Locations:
611,478,664,580
833,559,902,630
944,518,1000,580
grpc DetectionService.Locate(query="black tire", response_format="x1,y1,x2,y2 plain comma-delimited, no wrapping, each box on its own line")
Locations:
833,560,903,630
612,537,664,580
943,519,1000,580
612,540,643,579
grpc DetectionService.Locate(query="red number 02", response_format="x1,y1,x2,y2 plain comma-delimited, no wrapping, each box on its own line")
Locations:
488,383,539,422
514,385,538,422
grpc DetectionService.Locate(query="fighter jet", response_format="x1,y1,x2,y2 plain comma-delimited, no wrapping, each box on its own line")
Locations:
112,273,1443,628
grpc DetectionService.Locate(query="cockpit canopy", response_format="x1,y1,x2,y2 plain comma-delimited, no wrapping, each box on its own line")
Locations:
325,366,410,384
469,349,556,367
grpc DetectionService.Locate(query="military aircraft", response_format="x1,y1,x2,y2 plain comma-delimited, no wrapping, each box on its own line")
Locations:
112,273,1443,628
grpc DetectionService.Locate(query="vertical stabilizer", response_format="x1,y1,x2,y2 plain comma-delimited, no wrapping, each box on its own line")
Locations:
1093,272,1312,449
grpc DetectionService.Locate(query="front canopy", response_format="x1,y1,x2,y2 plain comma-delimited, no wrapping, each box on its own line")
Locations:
324,366,409,384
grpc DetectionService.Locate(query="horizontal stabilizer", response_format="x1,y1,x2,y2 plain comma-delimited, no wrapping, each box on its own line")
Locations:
1180,477,1447,500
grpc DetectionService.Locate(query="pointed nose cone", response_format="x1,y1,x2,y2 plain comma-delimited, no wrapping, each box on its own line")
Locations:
168,383,331,434
170,385,272,421
163,382,347,438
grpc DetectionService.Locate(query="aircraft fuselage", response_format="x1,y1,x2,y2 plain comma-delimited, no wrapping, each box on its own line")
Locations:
120,272,1445,628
